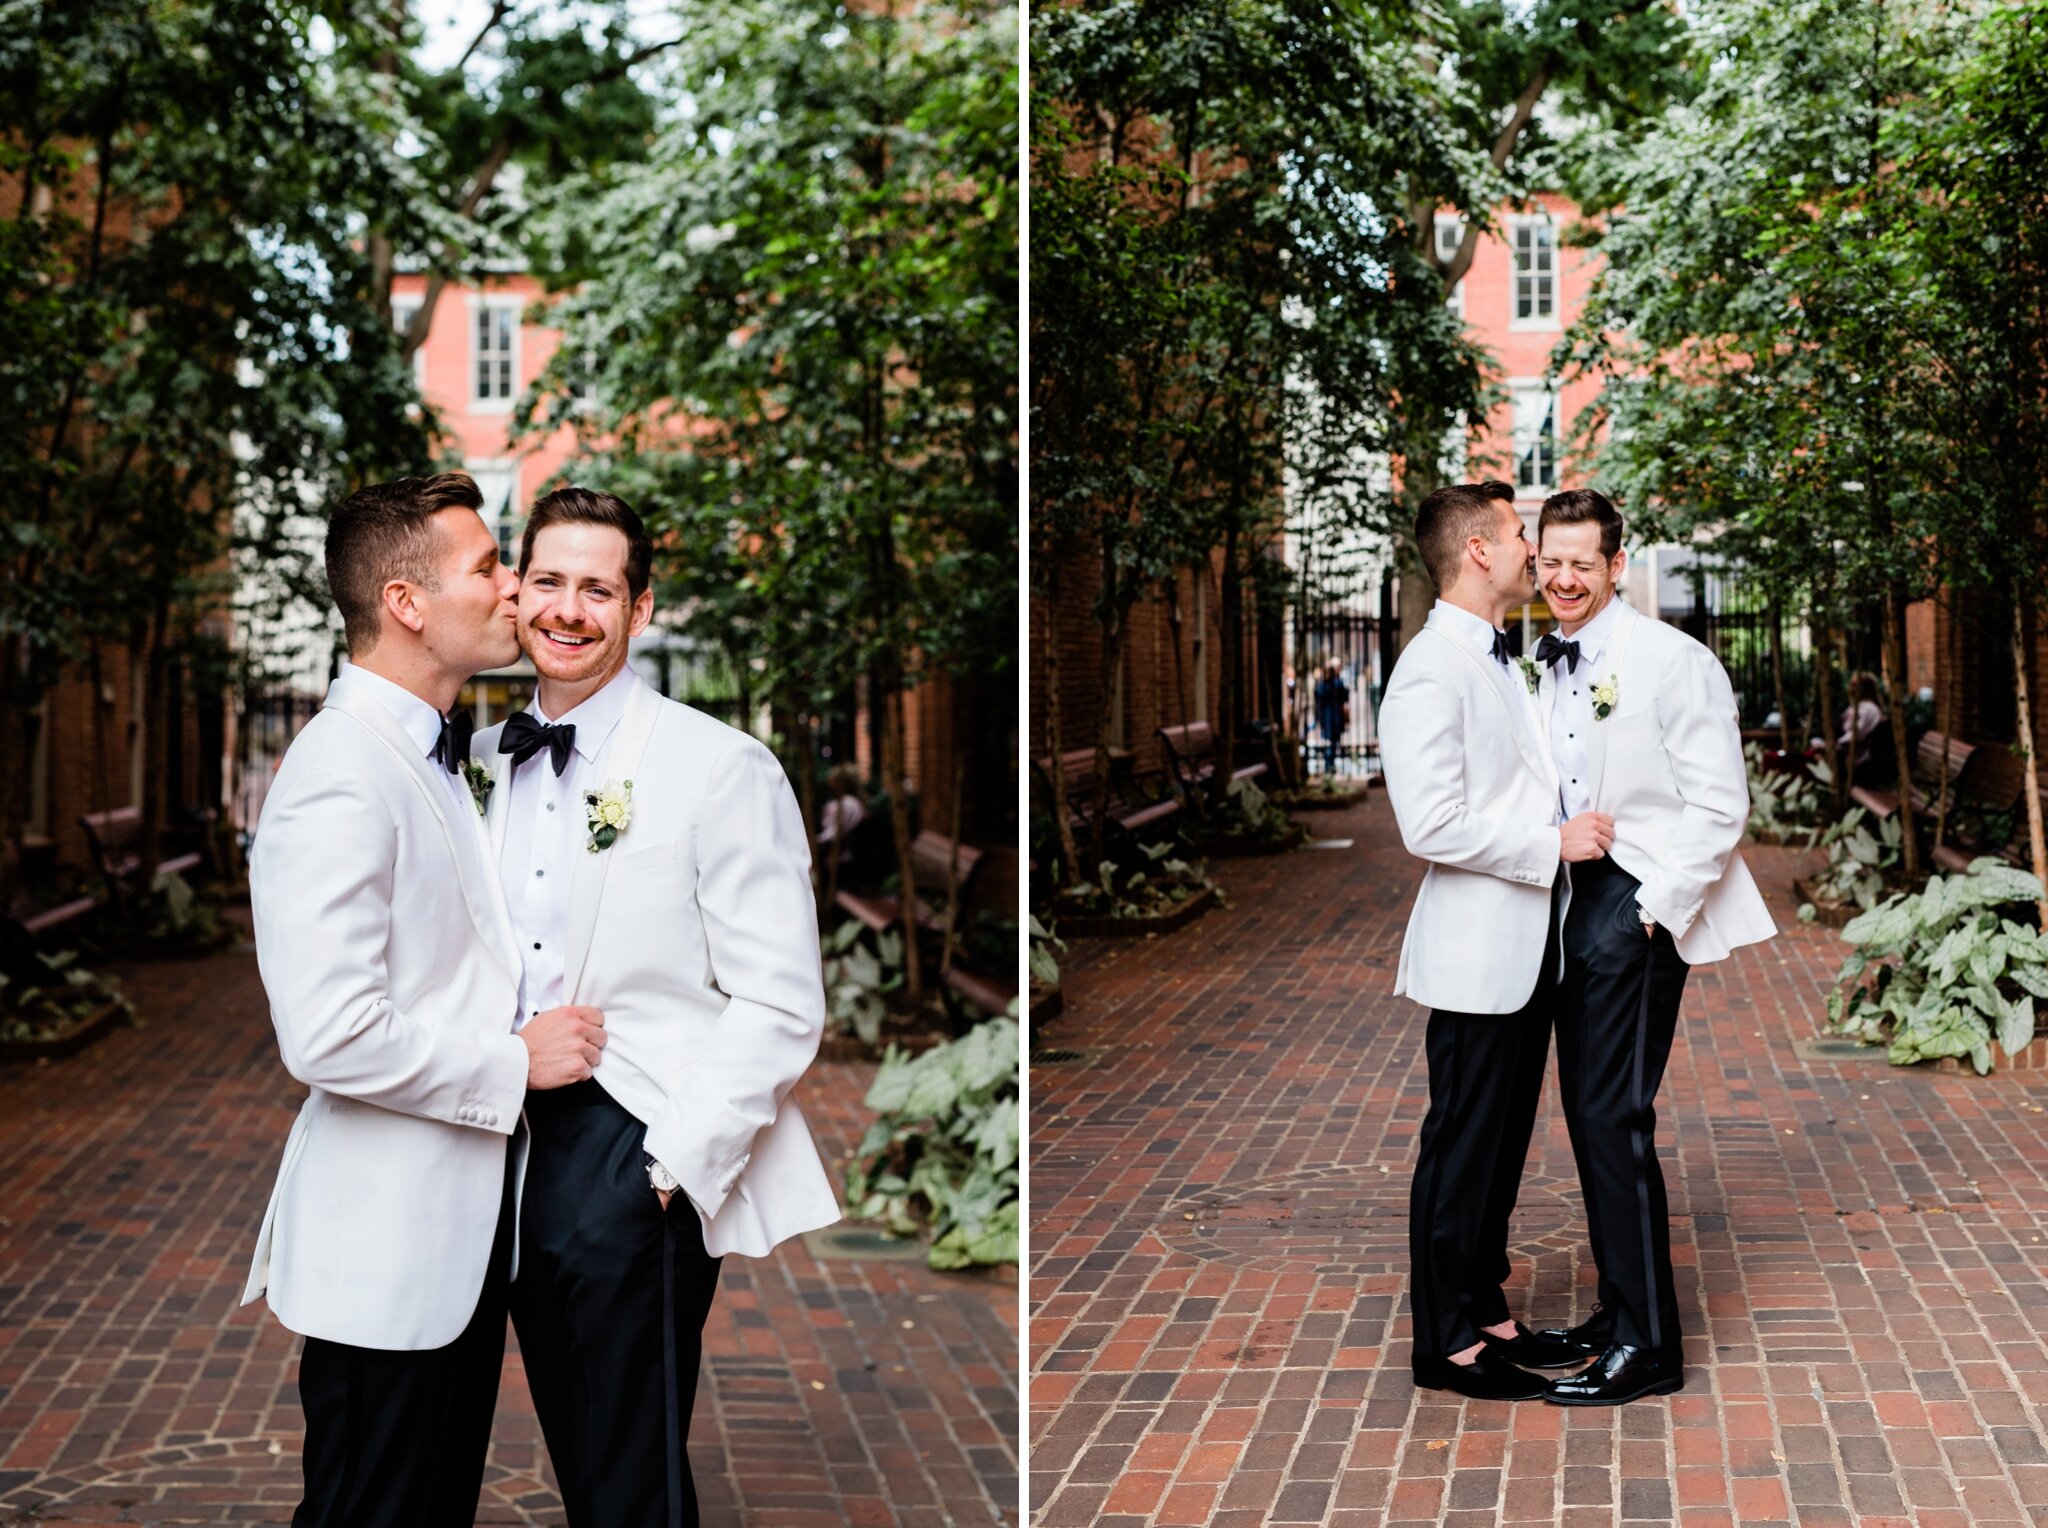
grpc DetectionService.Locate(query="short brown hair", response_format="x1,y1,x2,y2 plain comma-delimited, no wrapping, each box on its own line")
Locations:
519,486,653,600
1478,479,1515,503
325,472,484,655
1538,488,1625,559
1414,483,1506,591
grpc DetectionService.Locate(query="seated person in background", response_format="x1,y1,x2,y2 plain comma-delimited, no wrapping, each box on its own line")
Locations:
815,765,867,877
1837,672,1891,787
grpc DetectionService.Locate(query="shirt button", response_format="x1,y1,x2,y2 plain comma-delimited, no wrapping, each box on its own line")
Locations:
536,869,545,878
546,803,555,812
533,942,542,950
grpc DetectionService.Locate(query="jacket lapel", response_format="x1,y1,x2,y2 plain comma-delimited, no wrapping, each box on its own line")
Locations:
1587,603,1641,808
325,687,519,985
563,678,664,1002
476,721,513,862
1428,613,1554,787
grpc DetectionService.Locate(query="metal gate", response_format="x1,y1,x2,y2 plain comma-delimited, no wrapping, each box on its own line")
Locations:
1292,606,1386,781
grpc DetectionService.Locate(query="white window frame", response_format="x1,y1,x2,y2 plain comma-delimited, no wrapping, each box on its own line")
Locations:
1433,213,1465,317
1509,215,1559,330
391,298,428,385
466,458,521,564
469,296,521,413
1511,382,1559,497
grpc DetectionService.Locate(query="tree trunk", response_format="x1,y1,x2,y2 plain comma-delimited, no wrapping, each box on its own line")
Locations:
1769,600,1791,754
1212,529,1241,813
1934,590,1956,854
878,677,923,1006
938,716,968,982
1039,590,1084,890
1813,620,1844,815
2012,600,2048,929
1880,587,1919,878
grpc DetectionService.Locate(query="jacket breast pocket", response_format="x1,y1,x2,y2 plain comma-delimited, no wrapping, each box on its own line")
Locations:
606,837,684,880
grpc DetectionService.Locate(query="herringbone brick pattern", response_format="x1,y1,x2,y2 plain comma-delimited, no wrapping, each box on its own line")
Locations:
0,914,1018,1526
1029,801,2048,1527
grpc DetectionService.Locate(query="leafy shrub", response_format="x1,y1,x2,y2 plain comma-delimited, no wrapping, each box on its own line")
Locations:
1804,806,1903,914
1745,744,1825,845
0,950,132,1045
821,920,904,1046
1829,858,2047,1073
845,1016,1018,1269
1028,914,1065,987
1050,840,1213,920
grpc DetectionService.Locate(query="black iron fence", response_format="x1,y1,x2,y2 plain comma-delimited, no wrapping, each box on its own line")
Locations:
1660,562,1813,731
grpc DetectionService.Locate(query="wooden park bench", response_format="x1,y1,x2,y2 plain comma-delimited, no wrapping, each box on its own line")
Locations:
1036,748,1182,846
834,829,985,939
1156,721,1268,804
79,807,204,904
1850,730,1971,820
942,963,1017,1018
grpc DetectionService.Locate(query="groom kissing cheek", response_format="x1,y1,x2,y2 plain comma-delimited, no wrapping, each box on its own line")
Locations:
476,487,840,1528
243,473,608,1528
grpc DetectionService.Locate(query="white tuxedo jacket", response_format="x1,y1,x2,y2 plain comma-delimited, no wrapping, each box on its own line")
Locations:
1380,605,1565,1014
475,677,839,1259
1552,601,1776,964
241,682,531,1351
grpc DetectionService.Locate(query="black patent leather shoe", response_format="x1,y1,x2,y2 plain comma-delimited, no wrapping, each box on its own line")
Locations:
1543,1342,1683,1406
1481,1321,1594,1370
1413,1347,1550,1401
1535,1302,1613,1357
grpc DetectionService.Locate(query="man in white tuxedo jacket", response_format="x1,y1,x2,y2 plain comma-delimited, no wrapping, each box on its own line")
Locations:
1527,489,1777,1406
243,473,608,1527
1379,483,1618,1401
472,487,838,1528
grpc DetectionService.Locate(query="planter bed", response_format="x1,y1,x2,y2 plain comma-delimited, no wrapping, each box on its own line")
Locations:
117,924,238,962
1931,1030,2048,1075
1279,788,1372,814
1792,877,1861,928
1190,823,1309,858
0,997,131,1065
1054,883,1219,939
1028,980,1065,1024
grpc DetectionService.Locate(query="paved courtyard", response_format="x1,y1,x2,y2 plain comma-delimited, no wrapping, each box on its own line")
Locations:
1030,798,2048,1527
0,912,1017,1527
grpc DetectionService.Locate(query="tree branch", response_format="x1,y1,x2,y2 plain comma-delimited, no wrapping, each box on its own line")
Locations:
453,0,515,74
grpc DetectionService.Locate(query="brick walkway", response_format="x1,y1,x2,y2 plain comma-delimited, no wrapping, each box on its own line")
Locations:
0,914,1017,1527
1029,799,2048,1527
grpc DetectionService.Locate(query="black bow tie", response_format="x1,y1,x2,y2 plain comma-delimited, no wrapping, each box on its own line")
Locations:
1489,628,1511,666
433,709,473,774
1535,633,1582,673
499,711,577,776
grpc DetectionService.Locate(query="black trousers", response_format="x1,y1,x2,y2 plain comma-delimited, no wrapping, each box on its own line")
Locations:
1408,880,1561,1363
1556,858,1691,1354
511,1080,723,1528
293,1152,515,1528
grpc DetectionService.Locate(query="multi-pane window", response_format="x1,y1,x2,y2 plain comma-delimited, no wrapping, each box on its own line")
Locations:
392,300,425,383
1513,387,1558,492
1512,220,1556,323
468,462,519,563
1434,214,1465,316
475,305,517,403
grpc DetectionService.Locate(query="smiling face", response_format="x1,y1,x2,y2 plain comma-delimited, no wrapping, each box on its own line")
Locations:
420,507,521,674
1536,519,1626,634
517,521,654,709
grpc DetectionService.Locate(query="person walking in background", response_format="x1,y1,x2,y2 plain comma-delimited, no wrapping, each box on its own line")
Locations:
1314,660,1351,775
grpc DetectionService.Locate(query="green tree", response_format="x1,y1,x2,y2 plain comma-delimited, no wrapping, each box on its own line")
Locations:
1562,0,1968,880
1031,0,1491,878
518,0,1018,1003
0,0,438,890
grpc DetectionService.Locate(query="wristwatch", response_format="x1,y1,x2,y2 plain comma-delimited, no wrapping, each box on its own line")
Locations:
647,1158,680,1195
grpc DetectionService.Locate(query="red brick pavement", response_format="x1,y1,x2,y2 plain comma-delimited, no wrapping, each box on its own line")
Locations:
0,915,1017,1526
1029,801,2048,1527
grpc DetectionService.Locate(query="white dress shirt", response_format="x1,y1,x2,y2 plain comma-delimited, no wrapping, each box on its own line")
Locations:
496,665,638,1029
330,664,488,874
1543,595,1624,821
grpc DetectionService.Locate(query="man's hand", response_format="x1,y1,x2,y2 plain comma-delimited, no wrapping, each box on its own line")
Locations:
1559,811,1616,863
520,1005,606,1090
655,1187,673,1211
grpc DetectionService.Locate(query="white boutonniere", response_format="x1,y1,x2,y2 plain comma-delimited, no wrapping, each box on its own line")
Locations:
460,759,495,816
1591,674,1620,720
584,778,633,852
1516,655,1541,695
